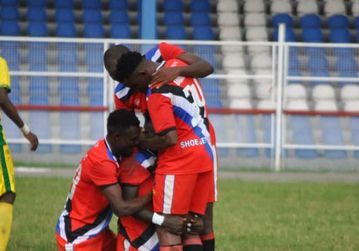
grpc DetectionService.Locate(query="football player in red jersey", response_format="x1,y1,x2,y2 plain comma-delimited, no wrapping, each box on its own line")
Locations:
115,52,217,251
55,110,152,251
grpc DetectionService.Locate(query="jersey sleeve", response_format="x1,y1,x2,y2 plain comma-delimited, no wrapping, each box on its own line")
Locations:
87,159,119,186
114,94,130,110
158,42,185,61
0,57,11,92
147,92,176,135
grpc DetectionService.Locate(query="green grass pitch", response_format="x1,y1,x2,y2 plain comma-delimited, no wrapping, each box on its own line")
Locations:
7,177,359,251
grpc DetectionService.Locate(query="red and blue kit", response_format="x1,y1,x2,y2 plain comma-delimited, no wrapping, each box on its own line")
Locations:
147,59,216,215
114,42,185,112
117,149,159,251
55,139,119,250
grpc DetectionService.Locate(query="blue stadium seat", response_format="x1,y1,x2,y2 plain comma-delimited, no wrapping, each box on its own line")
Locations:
163,0,183,11
190,12,211,26
0,0,19,6
355,16,359,29
308,55,329,72
28,22,48,36
82,0,101,9
0,6,19,20
110,24,131,38
349,117,359,158
56,22,77,37
272,14,293,28
299,14,321,28
29,77,49,105
55,0,73,8
320,117,347,158
234,115,259,157
83,23,104,38
302,28,324,42
329,28,352,43
335,56,357,77
109,0,128,10
335,56,357,86
59,77,81,153
272,27,295,41
83,9,102,23
190,0,210,12
59,77,79,105
28,42,48,70
289,116,317,158
327,14,349,29
164,12,184,25
193,26,214,40
1,48,20,70
55,9,75,22
109,10,129,24
58,43,77,71
84,43,104,72
27,7,47,21
166,25,186,39
0,20,20,35
88,78,104,140
27,0,46,7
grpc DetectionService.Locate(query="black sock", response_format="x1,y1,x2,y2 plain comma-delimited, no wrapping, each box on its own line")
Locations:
202,239,215,251
183,245,204,251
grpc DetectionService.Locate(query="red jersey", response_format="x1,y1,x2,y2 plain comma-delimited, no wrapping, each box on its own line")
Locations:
56,139,120,244
114,42,185,112
147,59,215,175
118,149,159,250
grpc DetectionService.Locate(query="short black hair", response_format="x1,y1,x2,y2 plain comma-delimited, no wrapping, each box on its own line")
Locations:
103,44,130,81
115,51,143,82
107,109,139,135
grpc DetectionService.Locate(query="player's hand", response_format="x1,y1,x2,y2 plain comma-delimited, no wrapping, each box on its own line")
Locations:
162,215,186,235
24,132,39,151
185,214,204,235
150,67,181,87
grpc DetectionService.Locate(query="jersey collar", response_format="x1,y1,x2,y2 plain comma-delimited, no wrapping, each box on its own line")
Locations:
104,138,121,166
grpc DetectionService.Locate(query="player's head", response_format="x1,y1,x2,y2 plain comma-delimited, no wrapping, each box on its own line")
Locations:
115,51,155,92
107,109,140,157
104,44,130,82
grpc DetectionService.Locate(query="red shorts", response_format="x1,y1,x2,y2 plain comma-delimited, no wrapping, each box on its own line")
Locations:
55,228,116,251
153,171,212,215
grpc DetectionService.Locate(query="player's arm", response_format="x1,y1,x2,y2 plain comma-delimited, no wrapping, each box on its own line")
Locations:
151,50,214,85
139,129,177,151
101,183,152,217
123,184,185,235
0,87,38,151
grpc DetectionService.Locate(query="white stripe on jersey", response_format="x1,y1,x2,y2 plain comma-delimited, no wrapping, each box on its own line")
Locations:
140,156,156,169
124,239,131,251
151,49,162,62
115,86,131,99
210,144,218,201
163,175,175,214
58,209,68,241
138,232,159,251
161,92,210,140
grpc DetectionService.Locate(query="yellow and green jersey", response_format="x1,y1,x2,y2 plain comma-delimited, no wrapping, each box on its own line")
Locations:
0,56,11,145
